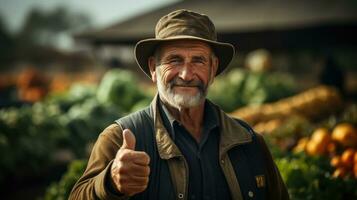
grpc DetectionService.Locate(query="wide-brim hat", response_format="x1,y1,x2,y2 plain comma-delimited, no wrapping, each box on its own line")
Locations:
135,9,235,78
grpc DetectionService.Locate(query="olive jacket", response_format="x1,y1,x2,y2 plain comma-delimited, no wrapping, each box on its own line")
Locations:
69,95,289,200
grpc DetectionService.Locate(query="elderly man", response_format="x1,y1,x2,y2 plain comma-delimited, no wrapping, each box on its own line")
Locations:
69,9,289,200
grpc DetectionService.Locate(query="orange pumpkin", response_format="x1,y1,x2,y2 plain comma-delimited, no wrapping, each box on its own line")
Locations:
332,167,348,178
330,155,343,168
306,128,331,155
341,148,355,169
332,123,357,147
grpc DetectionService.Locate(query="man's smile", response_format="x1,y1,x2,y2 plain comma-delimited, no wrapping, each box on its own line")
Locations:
174,85,199,88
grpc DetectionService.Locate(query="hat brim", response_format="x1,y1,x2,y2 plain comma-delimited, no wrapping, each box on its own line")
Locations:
134,35,235,79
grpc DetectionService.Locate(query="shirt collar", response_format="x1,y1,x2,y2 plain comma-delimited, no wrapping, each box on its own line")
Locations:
150,93,252,161
158,97,220,140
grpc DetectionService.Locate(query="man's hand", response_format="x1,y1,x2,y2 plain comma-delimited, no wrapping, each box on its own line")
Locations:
111,129,150,196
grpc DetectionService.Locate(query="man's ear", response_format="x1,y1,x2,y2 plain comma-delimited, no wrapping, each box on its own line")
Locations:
148,56,157,83
210,56,219,84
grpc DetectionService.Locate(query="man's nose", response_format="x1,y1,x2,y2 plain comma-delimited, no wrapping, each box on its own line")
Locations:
178,63,194,81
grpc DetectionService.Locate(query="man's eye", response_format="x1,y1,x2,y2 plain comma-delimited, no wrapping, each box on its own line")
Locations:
169,59,181,64
193,59,205,65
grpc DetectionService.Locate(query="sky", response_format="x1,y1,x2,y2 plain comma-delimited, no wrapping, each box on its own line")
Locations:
0,0,180,32
0,0,180,50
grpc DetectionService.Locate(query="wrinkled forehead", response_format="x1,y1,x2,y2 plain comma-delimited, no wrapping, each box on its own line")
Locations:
155,39,214,57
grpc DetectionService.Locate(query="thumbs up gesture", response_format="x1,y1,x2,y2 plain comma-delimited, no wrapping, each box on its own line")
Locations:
110,129,151,196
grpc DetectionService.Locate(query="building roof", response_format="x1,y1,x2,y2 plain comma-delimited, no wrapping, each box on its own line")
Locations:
75,0,357,48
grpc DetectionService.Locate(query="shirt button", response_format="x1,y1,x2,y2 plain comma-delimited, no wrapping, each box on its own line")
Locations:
221,159,225,164
178,193,184,199
248,191,254,198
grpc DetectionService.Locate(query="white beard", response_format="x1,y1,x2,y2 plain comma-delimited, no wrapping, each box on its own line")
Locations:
156,70,208,109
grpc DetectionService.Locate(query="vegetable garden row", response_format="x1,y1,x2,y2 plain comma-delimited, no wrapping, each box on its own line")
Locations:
0,68,356,199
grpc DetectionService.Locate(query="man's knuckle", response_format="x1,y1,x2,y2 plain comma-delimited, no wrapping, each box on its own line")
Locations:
138,177,148,185
117,165,127,174
117,152,126,161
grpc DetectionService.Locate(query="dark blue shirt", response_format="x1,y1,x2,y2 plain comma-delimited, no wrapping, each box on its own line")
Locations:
158,100,232,200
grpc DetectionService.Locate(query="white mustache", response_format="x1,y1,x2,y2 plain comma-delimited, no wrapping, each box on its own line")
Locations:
169,78,205,91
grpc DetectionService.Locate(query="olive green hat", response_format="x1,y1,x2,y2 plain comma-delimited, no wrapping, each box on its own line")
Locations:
134,9,235,78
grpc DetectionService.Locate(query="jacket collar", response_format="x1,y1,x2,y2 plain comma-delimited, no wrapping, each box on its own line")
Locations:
150,94,252,160
216,108,252,158
151,94,182,159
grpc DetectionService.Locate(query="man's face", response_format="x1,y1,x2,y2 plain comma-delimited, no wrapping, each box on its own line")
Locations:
148,40,218,109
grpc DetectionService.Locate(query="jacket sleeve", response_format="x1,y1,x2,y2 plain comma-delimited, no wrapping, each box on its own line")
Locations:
256,134,290,200
68,123,130,200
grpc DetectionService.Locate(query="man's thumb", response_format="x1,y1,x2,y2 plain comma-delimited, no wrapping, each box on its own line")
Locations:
121,129,136,150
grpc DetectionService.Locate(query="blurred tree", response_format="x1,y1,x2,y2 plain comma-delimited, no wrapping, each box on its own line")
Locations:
0,6,93,68
0,15,15,67
16,6,91,49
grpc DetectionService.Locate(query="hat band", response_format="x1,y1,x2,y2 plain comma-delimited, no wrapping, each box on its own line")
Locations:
156,24,216,41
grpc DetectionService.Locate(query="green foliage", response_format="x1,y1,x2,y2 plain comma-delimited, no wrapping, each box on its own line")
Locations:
46,83,97,112
0,102,68,181
275,153,357,200
0,69,153,186
130,98,152,113
0,84,107,182
65,98,121,156
96,69,151,113
208,68,296,112
208,69,246,111
44,159,87,200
